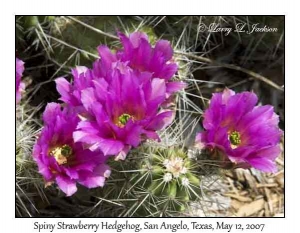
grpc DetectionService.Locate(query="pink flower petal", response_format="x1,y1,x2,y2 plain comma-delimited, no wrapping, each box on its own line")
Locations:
56,176,77,196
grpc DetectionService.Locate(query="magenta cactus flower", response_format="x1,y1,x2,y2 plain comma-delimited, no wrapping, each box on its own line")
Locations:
117,32,177,80
16,58,25,104
56,32,186,109
92,32,186,98
55,66,94,109
195,88,282,173
71,65,174,160
55,32,184,159
32,103,110,196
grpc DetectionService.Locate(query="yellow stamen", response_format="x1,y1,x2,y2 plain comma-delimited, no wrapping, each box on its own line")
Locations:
50,144,72,165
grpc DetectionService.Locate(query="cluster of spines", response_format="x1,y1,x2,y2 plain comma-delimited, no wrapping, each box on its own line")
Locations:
96,145,202,217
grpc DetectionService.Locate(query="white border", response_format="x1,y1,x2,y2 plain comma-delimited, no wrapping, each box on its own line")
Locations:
1,1,298,233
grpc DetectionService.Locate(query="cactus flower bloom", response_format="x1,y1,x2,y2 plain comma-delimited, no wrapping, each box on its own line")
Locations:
72,66,174,160
16,58,25,103
93,31,186,98
32,103,110,196
117,32,177,80
56,65,174,160
195,88,282,173
55,32,183,159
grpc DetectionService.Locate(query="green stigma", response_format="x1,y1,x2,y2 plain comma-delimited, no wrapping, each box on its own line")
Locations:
50,144,73,165
61,145,73,157
229,131,241,147
118,113,131,126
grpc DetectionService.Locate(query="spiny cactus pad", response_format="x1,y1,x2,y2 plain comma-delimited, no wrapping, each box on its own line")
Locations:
98,145,202,217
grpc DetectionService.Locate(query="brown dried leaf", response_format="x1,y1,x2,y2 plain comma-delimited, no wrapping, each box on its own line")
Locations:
224,193,252,202
236,199,265,217
231,200,242,211
275,172,284,188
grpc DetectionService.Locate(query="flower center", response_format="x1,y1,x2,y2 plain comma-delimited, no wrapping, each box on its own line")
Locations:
117,113,132,127
163,157,187,178
229,131,241,148
50,144,73,165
